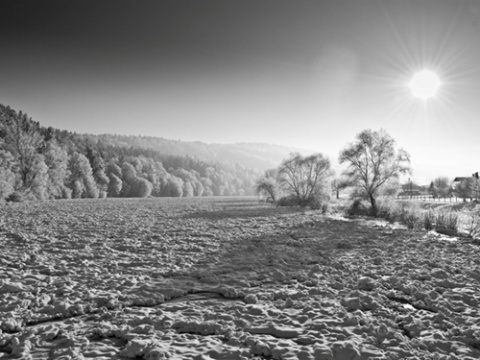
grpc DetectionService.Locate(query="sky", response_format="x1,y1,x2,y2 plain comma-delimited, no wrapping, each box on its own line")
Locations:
1,0,480,183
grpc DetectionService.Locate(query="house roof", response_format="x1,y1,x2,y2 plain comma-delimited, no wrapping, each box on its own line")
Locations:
453,177,472,182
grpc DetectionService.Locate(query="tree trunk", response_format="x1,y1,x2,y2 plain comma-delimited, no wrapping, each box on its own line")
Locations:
369,194,377,217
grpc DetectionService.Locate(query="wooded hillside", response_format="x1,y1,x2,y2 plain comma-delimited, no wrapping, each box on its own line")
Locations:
0,104,273,201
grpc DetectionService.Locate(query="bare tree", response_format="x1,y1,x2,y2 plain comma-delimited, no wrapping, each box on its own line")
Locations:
255,169,278,203
339,129,410,216
278,153,332,207
332,177,351,199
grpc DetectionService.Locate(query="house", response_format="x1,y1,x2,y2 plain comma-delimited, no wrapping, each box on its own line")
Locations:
453,177,471,184
453,174,479,200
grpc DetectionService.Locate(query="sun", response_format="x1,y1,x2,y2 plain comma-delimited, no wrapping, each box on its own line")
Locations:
408,70,441,99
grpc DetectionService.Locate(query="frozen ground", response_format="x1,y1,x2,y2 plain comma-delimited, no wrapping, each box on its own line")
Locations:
0,197,480,360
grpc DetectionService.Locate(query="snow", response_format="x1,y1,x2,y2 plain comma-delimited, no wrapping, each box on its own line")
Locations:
0,197,480,359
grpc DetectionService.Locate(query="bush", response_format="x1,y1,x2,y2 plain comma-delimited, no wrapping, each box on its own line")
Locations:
346,199,370,216
467,211,480,239
321,202,330,214
299,197,318,209
376,197,400,223
277,195,300,207
5,191,37,203
435,212,458,235
6,191,24,203
402,209,420,230
424,211,435,231
376,199,422,229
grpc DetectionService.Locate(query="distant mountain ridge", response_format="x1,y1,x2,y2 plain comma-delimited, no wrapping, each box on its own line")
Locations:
82,133,307,170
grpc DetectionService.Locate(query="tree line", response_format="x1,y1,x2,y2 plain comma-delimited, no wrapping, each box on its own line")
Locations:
427,176,479,201
0,104,260,202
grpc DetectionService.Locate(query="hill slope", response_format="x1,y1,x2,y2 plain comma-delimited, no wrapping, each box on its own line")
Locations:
0,103,305,201
84,134,306,171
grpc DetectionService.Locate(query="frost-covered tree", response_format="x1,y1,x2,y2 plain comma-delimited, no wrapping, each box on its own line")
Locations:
121,162,137,197
162,175,184,197
2,111,45,189
339,129,410,216
0,150,16,200
106,161,123,197
90,153,109,198
68,153,99,198
278,153,333,207
136,177,153,198
193,179,204,197
200,177,213,197
182,181,194,197
170,168,197,197
140,159,168,197
28,154,49,200
43,141,70,199
119,161,153,198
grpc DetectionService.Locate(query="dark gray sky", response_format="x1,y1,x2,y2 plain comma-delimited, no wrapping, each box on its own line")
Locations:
1,0,480,181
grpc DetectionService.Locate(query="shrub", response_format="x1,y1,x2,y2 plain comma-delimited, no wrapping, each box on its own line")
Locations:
402,209,420,230
424,211,435,231
376,197,400,223
396,202,419,224
6,191,24,203
376,199,421,229
467,211,480,239
5,191,37,203
435,212,458,235
321,202,330,214
277,195,300,207
346,199,370,216
299,195,329,210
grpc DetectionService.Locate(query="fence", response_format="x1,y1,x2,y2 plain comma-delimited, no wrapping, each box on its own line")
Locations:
397,195,478,203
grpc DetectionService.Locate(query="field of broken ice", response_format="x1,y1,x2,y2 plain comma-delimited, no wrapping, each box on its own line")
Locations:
1,197,480,360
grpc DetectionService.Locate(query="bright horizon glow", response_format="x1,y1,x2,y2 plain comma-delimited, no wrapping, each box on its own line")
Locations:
408,70,441,99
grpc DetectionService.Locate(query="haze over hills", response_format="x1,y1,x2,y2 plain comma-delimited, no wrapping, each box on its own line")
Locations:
83,133,309,171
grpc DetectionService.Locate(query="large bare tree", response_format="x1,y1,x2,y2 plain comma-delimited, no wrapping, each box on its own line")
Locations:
339,129,410,216
278,153,332,207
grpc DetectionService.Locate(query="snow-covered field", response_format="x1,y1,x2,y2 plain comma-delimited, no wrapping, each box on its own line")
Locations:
1,197,480,360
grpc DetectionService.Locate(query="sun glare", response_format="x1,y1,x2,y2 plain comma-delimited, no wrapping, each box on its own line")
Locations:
408,70,441,99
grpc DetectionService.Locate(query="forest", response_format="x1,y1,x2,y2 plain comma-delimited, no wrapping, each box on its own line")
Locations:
0,104,261,202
